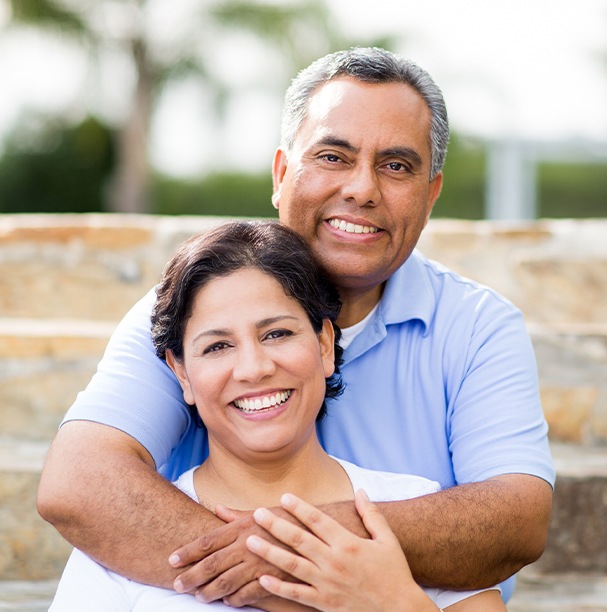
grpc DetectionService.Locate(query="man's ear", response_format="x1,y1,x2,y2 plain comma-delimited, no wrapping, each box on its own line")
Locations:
271,147,288,210
424,171,444,225
166,350,195,406
319,319,336,379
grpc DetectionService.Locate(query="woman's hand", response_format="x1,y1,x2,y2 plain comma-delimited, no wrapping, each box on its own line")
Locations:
246,490,439,612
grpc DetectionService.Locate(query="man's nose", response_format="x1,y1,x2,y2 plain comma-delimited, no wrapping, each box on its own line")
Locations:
341,163,380,206
232,343,275,382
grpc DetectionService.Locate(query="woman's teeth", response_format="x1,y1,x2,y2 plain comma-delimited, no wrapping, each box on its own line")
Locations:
233,390,292,413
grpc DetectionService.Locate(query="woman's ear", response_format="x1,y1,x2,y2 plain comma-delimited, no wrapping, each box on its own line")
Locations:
166,350,195,405
319,319,336,378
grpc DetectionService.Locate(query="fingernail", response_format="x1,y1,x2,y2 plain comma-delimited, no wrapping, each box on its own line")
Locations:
174,578,184,593
253,507,267,522
169,553,180,566
281,493,294,506
247,535,261,551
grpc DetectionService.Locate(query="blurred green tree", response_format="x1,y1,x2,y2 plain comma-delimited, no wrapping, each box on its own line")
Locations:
0,115,114,213
3,0,378,214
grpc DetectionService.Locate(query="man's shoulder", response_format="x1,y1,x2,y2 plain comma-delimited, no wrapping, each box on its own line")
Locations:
406,250,517,310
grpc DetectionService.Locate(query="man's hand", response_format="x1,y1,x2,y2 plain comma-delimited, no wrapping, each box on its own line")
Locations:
169,505,299,606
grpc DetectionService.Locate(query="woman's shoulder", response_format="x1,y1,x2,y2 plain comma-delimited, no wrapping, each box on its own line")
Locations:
332,457,441,502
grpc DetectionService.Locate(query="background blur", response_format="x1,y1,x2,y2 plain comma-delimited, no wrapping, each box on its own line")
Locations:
0,0,606,219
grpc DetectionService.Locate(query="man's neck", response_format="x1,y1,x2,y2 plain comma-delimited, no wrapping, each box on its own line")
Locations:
336,283,384,328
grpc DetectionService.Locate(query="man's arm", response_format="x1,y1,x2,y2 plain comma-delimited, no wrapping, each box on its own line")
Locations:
375,473,552,589
172,473,551,603
37,420,223,587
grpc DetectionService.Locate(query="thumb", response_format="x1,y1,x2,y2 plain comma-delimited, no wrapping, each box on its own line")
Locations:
214,504,246,523
354,489,395,542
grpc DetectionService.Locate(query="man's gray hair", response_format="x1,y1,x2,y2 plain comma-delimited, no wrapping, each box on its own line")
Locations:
281,47,449,180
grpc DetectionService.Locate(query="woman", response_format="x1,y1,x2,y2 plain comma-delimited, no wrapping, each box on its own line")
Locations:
50,221,503,611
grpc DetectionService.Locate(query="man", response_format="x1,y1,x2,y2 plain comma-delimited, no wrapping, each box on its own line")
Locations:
38,48,554,606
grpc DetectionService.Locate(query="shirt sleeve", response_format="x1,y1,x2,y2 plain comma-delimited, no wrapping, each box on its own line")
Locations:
62,288,192,469
446,291,555,487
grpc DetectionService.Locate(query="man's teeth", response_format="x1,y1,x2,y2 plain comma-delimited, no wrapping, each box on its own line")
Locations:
234,390,292,413
329,218,378,234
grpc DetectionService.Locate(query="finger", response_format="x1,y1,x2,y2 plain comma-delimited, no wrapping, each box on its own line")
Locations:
278,493,351,544
354,489,396,542
173,545,247,594
221,580,271,608
246,534,318,584
215,504,244,523
192,562,261,603
169,527,233,569
258,574,319,607
252,506,331,558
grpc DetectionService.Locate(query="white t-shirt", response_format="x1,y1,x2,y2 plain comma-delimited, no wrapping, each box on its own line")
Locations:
50,458,497,610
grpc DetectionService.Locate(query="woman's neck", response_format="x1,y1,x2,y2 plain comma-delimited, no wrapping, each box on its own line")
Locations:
193,436,353,511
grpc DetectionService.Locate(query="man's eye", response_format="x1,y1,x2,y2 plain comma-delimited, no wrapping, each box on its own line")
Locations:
387,161,410,172
320,154,341,163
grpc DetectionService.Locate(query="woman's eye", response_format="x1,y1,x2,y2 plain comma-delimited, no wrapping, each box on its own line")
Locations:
265,329,293,341
203,342,229,355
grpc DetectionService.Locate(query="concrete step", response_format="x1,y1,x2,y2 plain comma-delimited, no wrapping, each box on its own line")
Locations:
0,213,221,321
0,580,57,611
0,438,72,581
536,443,607,574
0,319,114,442
508,566,607,611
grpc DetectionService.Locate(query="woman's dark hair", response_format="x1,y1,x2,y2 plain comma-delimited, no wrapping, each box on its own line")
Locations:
151,220,344,422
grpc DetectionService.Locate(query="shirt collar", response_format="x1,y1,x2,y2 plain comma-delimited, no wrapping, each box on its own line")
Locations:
379,249,435,334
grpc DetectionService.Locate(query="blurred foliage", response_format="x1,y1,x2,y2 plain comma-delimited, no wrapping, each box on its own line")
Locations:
538,163,607,218
433,134,485,219
153,172,276,218
0,115,114,213
0,113,605,219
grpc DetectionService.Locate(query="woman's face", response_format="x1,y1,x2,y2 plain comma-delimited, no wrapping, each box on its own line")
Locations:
167,267,335,463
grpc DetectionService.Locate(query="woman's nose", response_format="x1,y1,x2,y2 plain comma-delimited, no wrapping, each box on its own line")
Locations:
232,343,276,382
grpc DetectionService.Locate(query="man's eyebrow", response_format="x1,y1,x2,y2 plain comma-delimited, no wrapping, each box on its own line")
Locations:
315,136,359,153
380,147,423,168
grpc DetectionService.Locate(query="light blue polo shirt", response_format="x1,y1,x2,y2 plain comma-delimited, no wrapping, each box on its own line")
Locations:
63,249,555,602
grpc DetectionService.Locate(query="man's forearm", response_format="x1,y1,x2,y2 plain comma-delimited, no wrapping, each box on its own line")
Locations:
319,474,552,590
37,421,221,588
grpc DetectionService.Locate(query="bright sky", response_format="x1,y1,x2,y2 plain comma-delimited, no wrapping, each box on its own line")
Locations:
1,0,606,176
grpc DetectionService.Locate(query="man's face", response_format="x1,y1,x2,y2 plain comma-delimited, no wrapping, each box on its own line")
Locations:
272,77,443,296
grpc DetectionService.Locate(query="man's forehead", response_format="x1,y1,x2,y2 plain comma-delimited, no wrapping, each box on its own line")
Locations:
297,77,432,150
